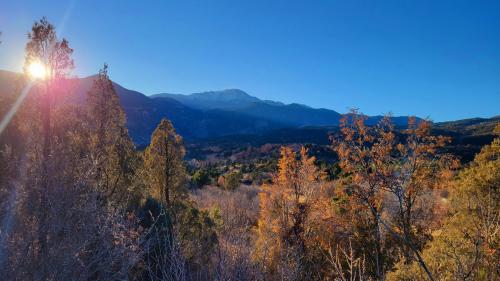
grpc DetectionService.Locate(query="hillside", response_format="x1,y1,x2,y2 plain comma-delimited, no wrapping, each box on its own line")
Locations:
1,70,496,149
154,90,343,126
154,90,416,127
433,116,500,135
0,72,286,144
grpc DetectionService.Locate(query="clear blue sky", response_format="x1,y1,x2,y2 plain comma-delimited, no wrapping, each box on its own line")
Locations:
1,0,499,121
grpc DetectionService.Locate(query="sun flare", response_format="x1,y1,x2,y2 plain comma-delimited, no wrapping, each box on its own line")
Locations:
28,61,47,80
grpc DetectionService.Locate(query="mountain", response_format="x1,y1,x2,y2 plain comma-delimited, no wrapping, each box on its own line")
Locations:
0,72,286,145
430,116,499,162
225,102,343,126
155,90,344,126
153,89,290,110
0,70,22,95
66,77,287,144
156,89,344,126
153,89,422,128
432,116,500,136
152,89,262,110
1,70,472,147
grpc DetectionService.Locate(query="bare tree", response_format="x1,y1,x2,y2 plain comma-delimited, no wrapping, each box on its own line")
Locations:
327,240,370,281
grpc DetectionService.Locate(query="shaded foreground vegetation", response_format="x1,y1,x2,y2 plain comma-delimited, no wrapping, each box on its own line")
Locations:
0,18,498,281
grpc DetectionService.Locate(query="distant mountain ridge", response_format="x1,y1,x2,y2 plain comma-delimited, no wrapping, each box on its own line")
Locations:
153,89,289,109
151,89,419,128
153,89,263,110
153,90,343,127
0,70,469,146
153,90,318,110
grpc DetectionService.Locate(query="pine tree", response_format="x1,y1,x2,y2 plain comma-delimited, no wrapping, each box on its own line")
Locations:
140,119,219,279
143,118,186,206
22,18,74,277
85,64,137,206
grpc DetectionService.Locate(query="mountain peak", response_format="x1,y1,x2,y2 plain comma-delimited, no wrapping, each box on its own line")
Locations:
218,88,249,95
190,89,257,101
152,89,262,110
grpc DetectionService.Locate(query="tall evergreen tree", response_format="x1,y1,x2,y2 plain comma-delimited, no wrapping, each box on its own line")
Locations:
23,17,74,277
143,118,186,206
85,64,137,206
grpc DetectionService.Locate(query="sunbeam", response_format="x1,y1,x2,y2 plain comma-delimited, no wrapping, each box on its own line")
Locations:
0,82,34,135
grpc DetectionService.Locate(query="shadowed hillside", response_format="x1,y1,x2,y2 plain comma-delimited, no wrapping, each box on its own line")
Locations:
1,71,492,149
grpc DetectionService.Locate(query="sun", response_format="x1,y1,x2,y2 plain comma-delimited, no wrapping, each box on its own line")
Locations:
28,61,47,80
